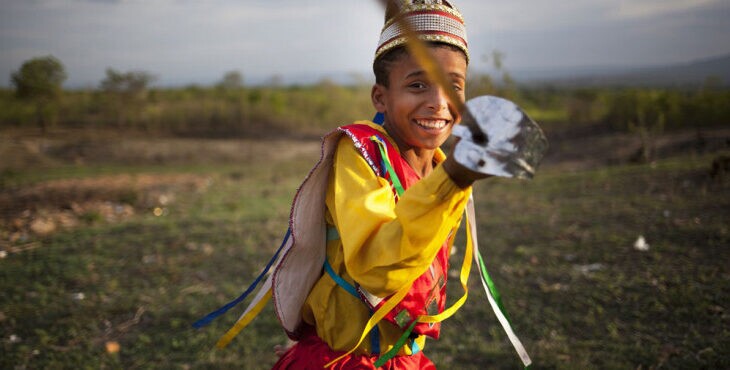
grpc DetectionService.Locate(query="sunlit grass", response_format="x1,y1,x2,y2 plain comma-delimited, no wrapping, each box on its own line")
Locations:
1,141,728,368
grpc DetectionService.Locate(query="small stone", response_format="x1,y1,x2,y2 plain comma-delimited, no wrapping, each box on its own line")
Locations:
574,263,605,275
11,218,25,229
30,218,56,235
201,243,214,256
634,235,650,251
105,341,120,354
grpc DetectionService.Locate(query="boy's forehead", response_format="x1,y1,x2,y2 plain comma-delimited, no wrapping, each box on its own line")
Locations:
391,47,467,80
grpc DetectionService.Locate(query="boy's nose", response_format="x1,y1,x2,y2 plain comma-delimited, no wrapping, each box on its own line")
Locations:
427,87,449,112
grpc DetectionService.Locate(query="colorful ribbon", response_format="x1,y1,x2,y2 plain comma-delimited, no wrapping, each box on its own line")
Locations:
192,228,291,329
324,202,474,368
466,197,532,368
370,135,406,197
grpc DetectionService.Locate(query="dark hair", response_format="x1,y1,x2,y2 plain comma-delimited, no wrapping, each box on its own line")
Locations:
372,43,467,87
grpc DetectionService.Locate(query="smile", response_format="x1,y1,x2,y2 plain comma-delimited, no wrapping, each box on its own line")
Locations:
415,119,448,130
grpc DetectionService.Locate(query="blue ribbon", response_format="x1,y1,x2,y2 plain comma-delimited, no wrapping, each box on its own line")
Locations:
324,259,359,299
370,135,388,178
373,112,384,125
192,228,292,329
323,258,380,354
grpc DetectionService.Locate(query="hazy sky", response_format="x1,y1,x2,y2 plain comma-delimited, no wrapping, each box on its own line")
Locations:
1,0,729,87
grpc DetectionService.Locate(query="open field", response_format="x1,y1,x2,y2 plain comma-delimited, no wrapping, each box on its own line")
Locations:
1,125,729,369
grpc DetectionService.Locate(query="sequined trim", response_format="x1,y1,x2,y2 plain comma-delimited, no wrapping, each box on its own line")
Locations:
339,128,380,176
375,1,468,62
383,3,464,30
378,12,467,47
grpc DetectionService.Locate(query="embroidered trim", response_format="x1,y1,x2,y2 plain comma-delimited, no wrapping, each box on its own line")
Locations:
339,127,380,176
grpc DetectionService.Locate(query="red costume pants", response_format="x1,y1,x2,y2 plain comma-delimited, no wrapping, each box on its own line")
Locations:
272,326,435,370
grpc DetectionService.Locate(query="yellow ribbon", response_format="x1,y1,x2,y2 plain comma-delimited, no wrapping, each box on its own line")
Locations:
216,287,272,348
413,214,473,325
324,214,474,368
324,276,412,367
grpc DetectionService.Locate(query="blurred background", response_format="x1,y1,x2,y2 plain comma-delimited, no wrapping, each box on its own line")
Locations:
1,0,728,368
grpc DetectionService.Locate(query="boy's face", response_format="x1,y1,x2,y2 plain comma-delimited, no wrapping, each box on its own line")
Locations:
372,47,467,152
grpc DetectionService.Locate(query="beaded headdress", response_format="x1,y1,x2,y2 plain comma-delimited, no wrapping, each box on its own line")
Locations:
375,0,468,62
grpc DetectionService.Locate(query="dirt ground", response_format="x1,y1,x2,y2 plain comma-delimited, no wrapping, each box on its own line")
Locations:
0,128,322,245
540,122,730,172
1,124,728,368
0,173,212,253
1,125,728,248
0,128,320,170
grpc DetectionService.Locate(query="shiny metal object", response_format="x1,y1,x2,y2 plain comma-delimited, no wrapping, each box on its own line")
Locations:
452,95,548,179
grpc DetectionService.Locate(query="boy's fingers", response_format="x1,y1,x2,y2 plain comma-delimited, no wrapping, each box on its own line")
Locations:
443,154,490,189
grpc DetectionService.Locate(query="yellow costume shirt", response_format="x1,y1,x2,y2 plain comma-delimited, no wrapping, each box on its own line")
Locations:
301,121,472,355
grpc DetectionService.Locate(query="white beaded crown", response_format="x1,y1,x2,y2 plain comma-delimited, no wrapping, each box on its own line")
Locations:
375,0,468,62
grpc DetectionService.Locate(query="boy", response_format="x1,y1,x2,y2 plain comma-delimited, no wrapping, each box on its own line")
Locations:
271,1,487,368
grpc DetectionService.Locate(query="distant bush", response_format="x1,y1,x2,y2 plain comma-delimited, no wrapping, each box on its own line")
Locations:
1,72,728,140
601,86,730,161
0,82,375,138
604,87,730,131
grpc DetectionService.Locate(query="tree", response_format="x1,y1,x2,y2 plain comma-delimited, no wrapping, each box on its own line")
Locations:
100,68,154,97
10,55,67,132
467,50,516,100
606,90,666,163
99,68,155,128
217,70,244,90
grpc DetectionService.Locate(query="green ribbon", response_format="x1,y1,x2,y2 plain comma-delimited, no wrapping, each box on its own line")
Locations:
371,136,405,197
477,251,511,325
373,319,418,368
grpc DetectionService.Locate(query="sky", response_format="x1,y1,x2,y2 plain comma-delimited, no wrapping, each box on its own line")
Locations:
1,0,729,87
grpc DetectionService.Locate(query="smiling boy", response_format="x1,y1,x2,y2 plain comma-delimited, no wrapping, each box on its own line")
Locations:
271,1,487,368
373,44,467,176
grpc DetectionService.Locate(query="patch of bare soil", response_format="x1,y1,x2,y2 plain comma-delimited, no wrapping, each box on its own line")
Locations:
0,129,320,256
0,173,212,250
541,123,730,172
0,128,320,170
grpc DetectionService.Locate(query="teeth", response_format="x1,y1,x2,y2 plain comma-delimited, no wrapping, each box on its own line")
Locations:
416,119,447,129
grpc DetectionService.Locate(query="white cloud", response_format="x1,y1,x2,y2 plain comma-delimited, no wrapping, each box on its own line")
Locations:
613,0,721,19
459,0,612,32
0,0,727,86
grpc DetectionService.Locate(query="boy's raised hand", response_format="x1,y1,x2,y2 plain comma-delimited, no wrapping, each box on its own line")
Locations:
443,149,491,188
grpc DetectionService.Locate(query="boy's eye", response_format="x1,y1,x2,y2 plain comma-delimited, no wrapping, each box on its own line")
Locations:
409,82,427,89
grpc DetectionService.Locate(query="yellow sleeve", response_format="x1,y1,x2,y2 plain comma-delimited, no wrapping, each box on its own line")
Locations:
326,137,472,297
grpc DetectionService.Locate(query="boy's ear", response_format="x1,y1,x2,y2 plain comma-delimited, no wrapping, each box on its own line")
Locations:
371,84,387,113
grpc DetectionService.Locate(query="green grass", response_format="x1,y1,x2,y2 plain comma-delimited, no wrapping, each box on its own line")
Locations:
439,154,729,369
2,148,728,369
